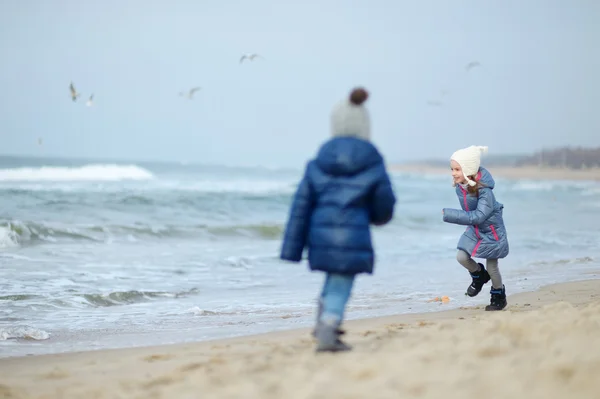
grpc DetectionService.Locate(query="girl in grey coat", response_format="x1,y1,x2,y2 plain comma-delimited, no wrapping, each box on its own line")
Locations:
442,146,509,311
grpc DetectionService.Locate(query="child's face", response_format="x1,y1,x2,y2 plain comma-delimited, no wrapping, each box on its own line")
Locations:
450,160,466,184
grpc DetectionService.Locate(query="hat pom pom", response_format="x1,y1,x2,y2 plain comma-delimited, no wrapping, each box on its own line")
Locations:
349,88,368,105
478,146,489,155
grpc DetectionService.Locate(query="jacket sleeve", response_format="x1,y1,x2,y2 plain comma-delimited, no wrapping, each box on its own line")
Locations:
280,170,315,262
369,167,396,226
443,188,494,226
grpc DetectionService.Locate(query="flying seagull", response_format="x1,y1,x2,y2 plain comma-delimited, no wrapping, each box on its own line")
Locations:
465,61,481,72
69,82,80,102
239,53,263,64
86,94,94,107
179,87,201,99
37,137,43,146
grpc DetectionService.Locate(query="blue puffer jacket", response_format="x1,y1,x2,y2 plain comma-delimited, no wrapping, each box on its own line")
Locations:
280,137,396,275
443,167,509,259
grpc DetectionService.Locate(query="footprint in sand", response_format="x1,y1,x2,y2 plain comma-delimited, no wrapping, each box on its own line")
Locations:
143,354,175,363
354,368,376,380
142,375,182,389
211,344,232,349
385,323,406,330
477,346,509,358
179,362,205,372
208,356,226,365
554,366,576,381
40,368,69,380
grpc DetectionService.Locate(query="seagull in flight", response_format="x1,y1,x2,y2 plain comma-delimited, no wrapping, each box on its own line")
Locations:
465,61,481,72
86,94,94,107
179,87,201,99
239,53,263,64
69,82,80,102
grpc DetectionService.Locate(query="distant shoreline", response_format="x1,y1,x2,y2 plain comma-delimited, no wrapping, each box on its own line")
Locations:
388,163,600,182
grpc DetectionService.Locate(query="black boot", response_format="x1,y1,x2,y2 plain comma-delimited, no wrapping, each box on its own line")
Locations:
466,263,491,297
485,285,507,311
315,317,352,353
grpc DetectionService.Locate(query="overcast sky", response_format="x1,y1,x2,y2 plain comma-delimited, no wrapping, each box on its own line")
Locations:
0,0,598,167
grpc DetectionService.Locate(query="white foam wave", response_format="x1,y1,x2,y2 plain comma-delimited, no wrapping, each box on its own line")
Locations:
158,179,296,195
510,180,597,192
581,187,600,197
0,226,20,248
0,164,154,182
0,325,50,341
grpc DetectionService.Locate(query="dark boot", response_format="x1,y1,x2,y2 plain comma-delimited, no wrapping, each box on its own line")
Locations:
315,319,352,353
466,263,491,297
485,285,507,311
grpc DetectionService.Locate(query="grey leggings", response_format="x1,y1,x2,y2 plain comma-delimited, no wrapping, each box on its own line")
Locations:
456,250,503,289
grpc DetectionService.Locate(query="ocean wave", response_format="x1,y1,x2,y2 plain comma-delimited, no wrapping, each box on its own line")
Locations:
0,164,154,182
529,256,595,267
0,214,444,248
0,220,99,248
0,220,285,248
0,178,297,198
161,180,297,195
185,307,232,316
507,180,598,193
0,289,201,311
79,288,199,307
0,225,21,248
0,325,50,341
0,294,41,301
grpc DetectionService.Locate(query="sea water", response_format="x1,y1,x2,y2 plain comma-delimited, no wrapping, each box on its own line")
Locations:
1,156,599,358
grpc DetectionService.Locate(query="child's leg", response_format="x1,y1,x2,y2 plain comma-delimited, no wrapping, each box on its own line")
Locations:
485,259,503,289
320,273,355,325
457,250,491,297
456,250,481,273
314,272,354,352
316,274,329,318
484,258,507,311
310,275,328,337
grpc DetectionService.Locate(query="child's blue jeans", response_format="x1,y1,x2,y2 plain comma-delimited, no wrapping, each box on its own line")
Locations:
319,272,355,325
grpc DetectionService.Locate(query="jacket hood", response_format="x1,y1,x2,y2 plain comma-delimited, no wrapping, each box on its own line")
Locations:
477,167,495,189
315,137,383,176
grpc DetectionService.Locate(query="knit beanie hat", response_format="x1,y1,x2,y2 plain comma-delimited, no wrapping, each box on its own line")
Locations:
450,145,489,186
330,87,371,141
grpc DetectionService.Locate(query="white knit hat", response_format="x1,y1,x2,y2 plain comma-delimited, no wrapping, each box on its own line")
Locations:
330,87,370,141
450,145,489,186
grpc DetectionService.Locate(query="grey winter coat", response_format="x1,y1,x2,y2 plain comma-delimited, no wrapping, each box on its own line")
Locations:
442,167,509,259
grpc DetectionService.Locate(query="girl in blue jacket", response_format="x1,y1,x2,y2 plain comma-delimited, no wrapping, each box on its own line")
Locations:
443,145,509,311
280,88,396,352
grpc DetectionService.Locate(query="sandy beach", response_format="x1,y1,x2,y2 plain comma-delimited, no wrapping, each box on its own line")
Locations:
1,278,599,399
389,163,600,181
